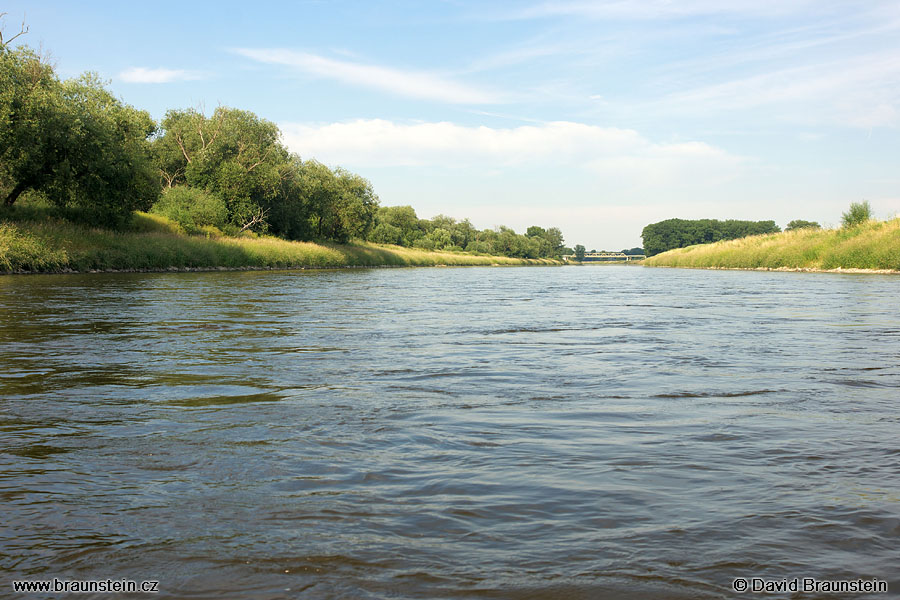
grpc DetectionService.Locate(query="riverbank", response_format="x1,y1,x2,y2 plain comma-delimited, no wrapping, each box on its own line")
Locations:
643,218,900,272
0,213,558,274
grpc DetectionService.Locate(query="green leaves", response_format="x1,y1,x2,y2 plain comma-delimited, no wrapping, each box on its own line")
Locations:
365,205,565,259
841,201,872,228
151,108,380,242
1,48,160,225
150,186,227,234
785,219,821,231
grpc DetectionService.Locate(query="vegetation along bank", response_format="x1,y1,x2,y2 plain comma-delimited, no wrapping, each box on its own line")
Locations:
0,212,558,274
644,207,900,272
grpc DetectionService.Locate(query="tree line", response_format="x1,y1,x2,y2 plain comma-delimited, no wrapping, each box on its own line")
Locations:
0,38,566,258
368,206,566,258
641,219,781,256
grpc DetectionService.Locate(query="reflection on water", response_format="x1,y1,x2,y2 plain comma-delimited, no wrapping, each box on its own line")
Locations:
1,267,899,598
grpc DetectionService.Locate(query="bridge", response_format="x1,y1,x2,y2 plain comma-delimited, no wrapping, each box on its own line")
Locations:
563,252,646,262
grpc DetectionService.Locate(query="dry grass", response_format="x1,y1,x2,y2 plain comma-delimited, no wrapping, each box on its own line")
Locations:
644,219,900,271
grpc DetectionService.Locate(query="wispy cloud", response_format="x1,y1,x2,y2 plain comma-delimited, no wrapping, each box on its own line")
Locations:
659,51,900,128
118,67,204,84
234,48,501,104
514,0,820,20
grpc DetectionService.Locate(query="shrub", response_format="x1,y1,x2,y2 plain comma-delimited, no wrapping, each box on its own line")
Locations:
785,219,821,231
150,186,227,234
842,201,872,228
197,225,224,238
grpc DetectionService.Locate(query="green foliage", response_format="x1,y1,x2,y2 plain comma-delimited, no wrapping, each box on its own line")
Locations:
785,220,821,231
641,218,781,256
304,165,378,243
369,205,425,246
574,244,586,261
153,107,288,232
152,108,382,243
0,46,160,225
365,206,565,259
841,201,872,228
150,186,227,234
621,247,645,255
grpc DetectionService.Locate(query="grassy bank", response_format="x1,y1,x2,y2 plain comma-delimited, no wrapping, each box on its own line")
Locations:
643,218,900,272
0,212,558,273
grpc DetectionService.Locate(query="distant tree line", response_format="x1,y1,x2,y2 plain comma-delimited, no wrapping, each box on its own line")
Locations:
641,219,781,256
366,206,565,258
0,37,565,257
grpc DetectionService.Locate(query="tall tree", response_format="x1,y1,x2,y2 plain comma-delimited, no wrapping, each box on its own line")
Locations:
152,107,289,231
1,45,159,223
574,244,586,261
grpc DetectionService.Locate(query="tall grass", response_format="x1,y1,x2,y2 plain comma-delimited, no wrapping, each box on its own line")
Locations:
644,218,900,271
0,212,557,273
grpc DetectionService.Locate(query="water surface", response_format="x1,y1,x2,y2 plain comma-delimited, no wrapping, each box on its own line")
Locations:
1,266,898,598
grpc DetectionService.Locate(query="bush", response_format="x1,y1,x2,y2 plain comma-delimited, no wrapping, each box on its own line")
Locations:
842,201,872,228
785,220,821,231
150,186,227,234
197,225,224,238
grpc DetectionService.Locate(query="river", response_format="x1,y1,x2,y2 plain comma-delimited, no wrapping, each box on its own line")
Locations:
1,266,898,598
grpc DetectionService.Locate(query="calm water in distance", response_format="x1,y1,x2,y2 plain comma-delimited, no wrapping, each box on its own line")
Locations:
1,266,898,599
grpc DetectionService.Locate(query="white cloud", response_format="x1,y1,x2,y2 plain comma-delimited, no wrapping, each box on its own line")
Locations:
280,119,744,187
118,67,204,84
233,48,500,104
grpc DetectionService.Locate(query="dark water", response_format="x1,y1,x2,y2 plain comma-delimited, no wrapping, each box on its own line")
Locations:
1,266,898,599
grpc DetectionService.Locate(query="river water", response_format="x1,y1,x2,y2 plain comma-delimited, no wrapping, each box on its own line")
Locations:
1,266,898,599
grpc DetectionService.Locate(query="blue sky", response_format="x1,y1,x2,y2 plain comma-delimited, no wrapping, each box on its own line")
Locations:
5,1,900,249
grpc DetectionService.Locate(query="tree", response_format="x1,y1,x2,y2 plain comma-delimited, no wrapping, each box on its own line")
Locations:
49,74,160,222
1,45,62,206
841,201,872,228
542,227,565,257
574,244,586,262
369,205,424,246
152,106,290,232
426,227,452,249
1,45,159,224
450,218,476,249
0,13,28,50
785,220,821,231
332,167,379,242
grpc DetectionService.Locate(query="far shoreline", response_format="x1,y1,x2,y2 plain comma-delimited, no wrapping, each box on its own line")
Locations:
643,219,900,273
0,261,557,277
644,264,900,275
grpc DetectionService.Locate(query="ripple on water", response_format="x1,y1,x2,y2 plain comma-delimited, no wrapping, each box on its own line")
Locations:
0,267,898,597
